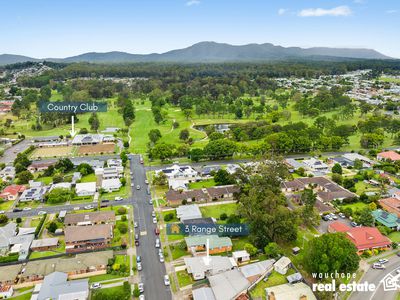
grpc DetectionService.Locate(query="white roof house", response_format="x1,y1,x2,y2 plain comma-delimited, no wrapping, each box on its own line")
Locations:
265,282,317,300
0,166,15,181
158,165,198,179
176,204,202,221
302,158,329,175
75,182,96,197
50,182,72,191
184,256,237,280
274,256,291,275
101,179,122,192
232,250,250,263
71,134,103,145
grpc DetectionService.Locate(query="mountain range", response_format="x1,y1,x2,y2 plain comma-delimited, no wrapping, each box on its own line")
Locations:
0,41,394,65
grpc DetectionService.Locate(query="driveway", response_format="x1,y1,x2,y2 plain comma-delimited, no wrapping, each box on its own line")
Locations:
317,216,353,233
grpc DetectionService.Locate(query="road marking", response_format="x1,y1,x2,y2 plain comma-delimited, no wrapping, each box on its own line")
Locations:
140,231,147,236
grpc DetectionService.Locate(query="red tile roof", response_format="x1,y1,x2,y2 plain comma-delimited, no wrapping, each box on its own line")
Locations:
329,221,350,233
0,185,26,198
378,151,400,161
346,227,391,251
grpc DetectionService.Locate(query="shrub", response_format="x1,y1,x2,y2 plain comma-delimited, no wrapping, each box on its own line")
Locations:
164,213,174,222
121,215,127,222
118,223,128,234
219,213,228,220
117,207,127,215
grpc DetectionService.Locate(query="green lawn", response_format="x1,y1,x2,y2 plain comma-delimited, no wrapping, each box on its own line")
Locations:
188,179,216,189
389,232,400,243
100,185,128,201
112,219,129,247
161,210,179,223
35,176,53,185
80,173,97,183
250,270,296,299
170,242,188,260
340,202,369,212
176,270,194,287
200,203,238,222
91,285,127,298
0,200,14,211
88,273,125,283
9,293,33,300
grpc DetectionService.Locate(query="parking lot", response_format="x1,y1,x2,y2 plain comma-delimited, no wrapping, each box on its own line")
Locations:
317,213,354,233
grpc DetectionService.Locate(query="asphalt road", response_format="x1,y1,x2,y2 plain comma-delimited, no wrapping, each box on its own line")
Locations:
129,154,172,300
0,138,33,164
350,255,400,300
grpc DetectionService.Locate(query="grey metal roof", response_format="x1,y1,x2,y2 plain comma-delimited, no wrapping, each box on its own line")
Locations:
193,287,216,300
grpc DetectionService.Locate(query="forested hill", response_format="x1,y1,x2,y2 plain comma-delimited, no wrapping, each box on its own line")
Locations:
0,42,393,65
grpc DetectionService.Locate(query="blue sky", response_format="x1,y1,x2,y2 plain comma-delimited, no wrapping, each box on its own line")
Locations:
0,0,399,58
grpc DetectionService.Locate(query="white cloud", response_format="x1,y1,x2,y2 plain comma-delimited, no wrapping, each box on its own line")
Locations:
386,9,397,14
186,0,200,6
278,8,287,16
298,5,352,17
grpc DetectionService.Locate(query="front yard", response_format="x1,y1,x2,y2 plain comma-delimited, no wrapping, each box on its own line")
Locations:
199,203,238,222
250,269,296,299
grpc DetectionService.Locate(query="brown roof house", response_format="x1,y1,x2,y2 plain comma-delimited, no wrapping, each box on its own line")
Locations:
65,224,113,253
64,211,115,226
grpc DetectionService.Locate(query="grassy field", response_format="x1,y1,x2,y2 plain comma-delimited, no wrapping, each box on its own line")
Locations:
9,293,33,300
176,270,194,287
340,202,369,212
88,273,125,283
80,173,97,183
0,200,14,211
250,269,296,299
200,203,238,222
389,232,400,243
188,179,216,189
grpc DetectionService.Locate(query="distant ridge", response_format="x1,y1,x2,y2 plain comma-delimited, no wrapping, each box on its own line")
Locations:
0,41,393,65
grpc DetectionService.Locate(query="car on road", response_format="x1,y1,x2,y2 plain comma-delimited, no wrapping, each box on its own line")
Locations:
13,208,22,212
115,197,123,201
397,252,400,257
135,240,140,246
137,262,142,271
91,283,101,289
0,210,5,214
84,205,93,210
73,207,80,211
159,254,164,263
378,259,389,264
338,212,346,219
135,234,139,240
139,295,145,300
151,211,156,217
130,172,133,175
149,199,153,205
322,215,330,221
147,188,151,195
154,227,160,235
138,283,144,293
134,222,138,228
131,183,134,187
155,238,160,248
37,211,47,215
145,179,149,184
136,256,142,263
152,217,157,224
350,222,358,227
163,275,170,286
372,263,385,270
330,214,338,220
158,248,163,256
23,207,31,211
136,185,141,190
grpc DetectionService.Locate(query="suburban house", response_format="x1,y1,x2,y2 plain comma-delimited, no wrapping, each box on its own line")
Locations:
379,198,400,217
388,187,400,200
330,156,354,168
232,250,250,264
31,272,89,300
377,150,400,161
328,221,392,253
208,269,250,300
19,186,48,202
50,182,72,191
0,166,16,181
101,178,122,192
193,287,216,300
64,224,113,253
30,238,59,252
75,182,96,197
342,153,373,167
96,167,123,179
0,223,17,256
166,185,239,206
107,158,123,168
282,177,356,203
371,209,400,230
0,285,13,299
72,134,104,145
157,165,199,181
168,178,189,191
0,224,35,261
284,159,305,171
302,158,329,175
27,161,56,173
265,282,317,300
184,256,237,280
239,260,275,283
0,185,26,201
185,235,232,255
200,165,221,176
176,204,202,221
17,251,113,283
71,159,104,169
64,211,116,226
274,256,292,275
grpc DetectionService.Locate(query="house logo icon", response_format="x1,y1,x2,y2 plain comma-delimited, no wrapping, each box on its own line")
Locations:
381,272,400,291
169,224,181,234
